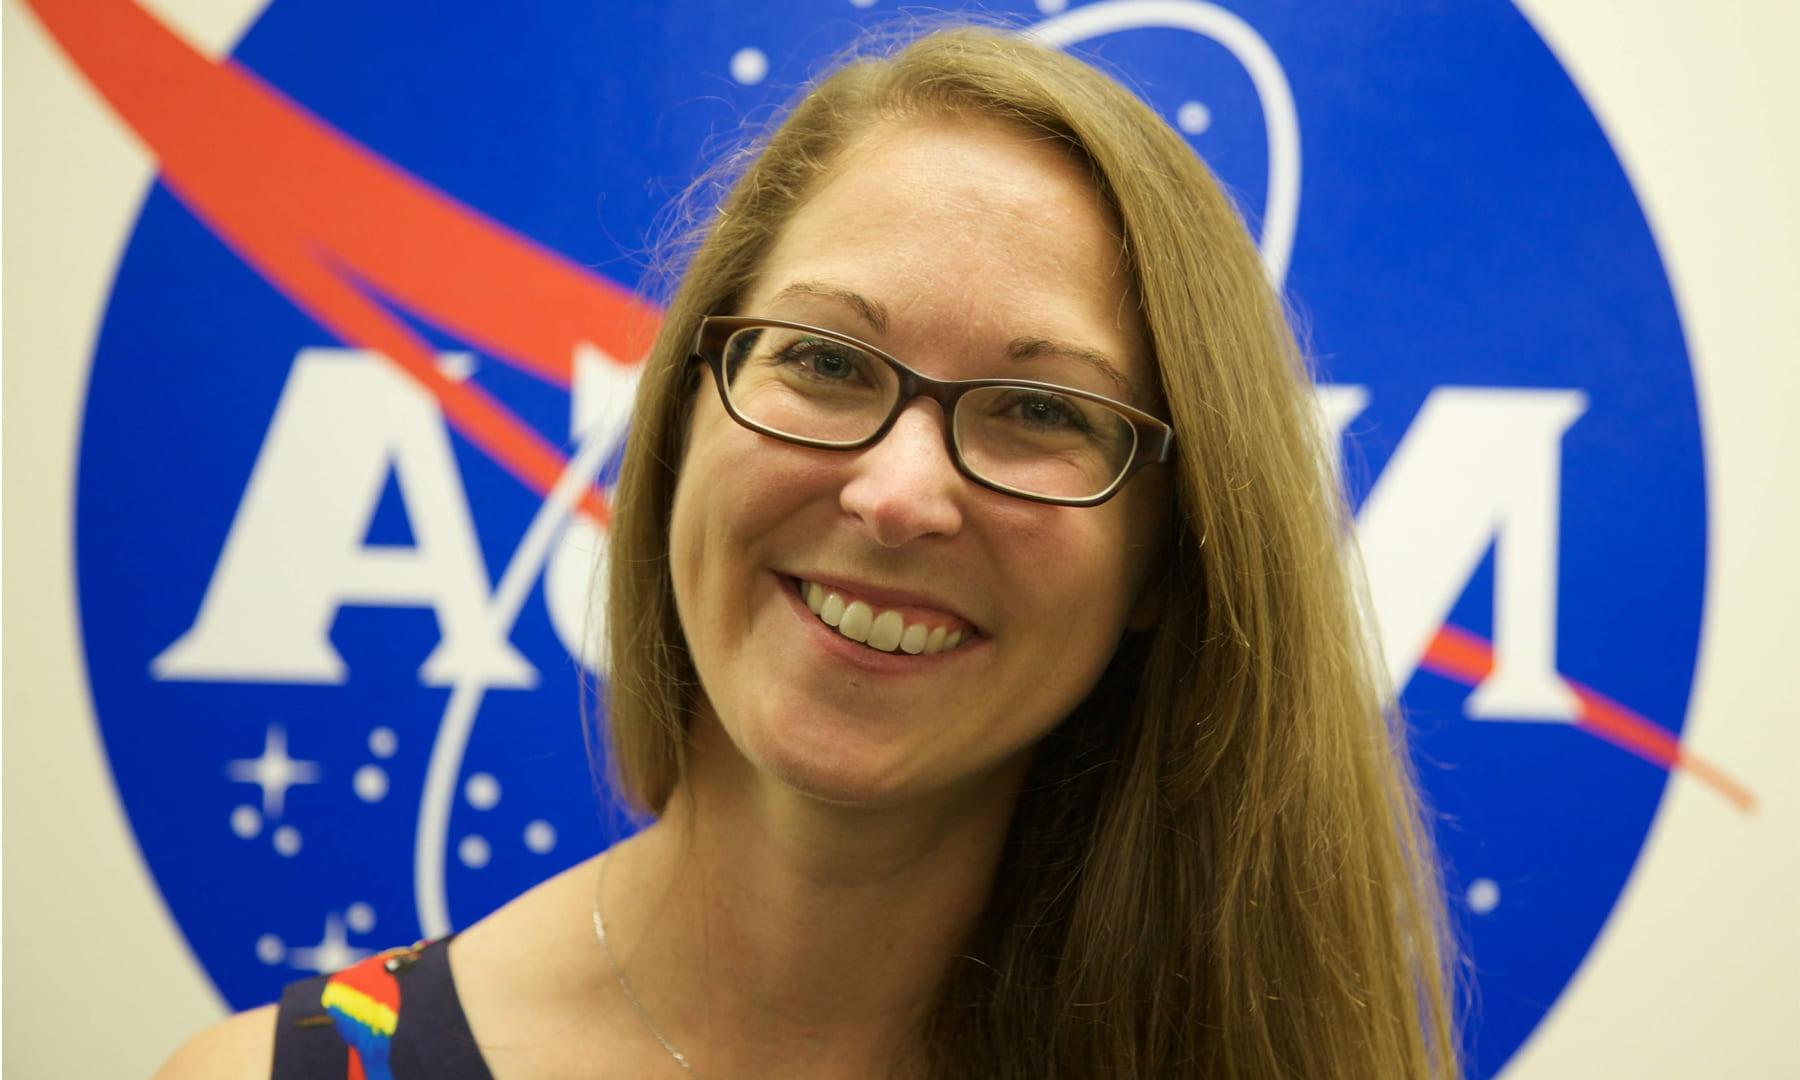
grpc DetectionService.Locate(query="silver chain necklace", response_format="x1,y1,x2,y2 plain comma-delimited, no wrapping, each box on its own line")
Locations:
592,851,699,1076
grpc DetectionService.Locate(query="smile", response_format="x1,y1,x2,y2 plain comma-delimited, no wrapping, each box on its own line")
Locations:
792,577,977,655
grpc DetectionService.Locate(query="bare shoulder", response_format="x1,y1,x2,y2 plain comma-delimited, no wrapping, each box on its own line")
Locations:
451,854,655,1077
153,1004,278,1080
451,854,598,1001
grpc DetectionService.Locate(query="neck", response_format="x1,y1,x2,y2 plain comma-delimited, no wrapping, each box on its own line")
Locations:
597,714,1024,1077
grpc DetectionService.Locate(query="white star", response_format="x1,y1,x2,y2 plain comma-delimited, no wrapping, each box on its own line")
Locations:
225,725,321,819
286,913,370,975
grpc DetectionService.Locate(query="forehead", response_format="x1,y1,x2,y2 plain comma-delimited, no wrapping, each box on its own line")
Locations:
742,118,1154,396
796,117,1111,243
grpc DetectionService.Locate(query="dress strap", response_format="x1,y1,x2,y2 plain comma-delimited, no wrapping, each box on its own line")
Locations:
270,936,493,1080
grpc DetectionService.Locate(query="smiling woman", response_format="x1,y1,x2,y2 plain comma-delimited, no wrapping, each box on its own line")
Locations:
161,24,1458,1080
595,26,1460,1080
668,114,1172,816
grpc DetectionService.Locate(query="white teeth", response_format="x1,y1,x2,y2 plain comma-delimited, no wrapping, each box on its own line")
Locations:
868,610,904,651
799,580,971,657
899,623,928,655
819,591,846,627
838,601,874,643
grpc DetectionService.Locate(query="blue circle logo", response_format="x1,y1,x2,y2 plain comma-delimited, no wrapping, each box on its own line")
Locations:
60,2,1719,1074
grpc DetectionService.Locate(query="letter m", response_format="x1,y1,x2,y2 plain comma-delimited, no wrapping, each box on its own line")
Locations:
1328,387,1589,721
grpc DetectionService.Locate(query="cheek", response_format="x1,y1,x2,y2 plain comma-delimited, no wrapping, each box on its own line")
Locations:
665,474,707,659
1002,494,1152,598
667,407,741,636
667,412,841,639
977,507,1145,688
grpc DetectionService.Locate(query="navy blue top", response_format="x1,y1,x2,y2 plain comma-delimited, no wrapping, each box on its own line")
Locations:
270,935,494,1080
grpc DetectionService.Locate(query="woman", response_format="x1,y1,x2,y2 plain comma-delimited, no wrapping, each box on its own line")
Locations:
164,26,1459,1080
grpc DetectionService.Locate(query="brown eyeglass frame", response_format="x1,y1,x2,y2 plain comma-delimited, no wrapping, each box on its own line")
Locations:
691,315,1175,507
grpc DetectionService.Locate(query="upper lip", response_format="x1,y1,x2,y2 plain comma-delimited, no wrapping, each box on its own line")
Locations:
786,572,984,634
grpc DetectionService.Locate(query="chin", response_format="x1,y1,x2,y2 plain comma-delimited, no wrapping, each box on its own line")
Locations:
741,718,924,809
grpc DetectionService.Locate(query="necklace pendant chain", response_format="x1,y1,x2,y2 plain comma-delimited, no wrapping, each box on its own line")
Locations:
592,851,699,1076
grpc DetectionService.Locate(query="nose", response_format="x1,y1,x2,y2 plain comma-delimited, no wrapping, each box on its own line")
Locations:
838,399,965,547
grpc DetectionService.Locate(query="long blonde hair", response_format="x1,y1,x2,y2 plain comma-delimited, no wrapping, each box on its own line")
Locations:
606,27,1460,1078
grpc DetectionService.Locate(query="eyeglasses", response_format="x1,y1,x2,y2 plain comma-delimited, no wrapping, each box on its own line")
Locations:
691,316,1174,507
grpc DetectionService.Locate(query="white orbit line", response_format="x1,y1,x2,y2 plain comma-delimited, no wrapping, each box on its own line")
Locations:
1023,0,1301,288
414,418,621,937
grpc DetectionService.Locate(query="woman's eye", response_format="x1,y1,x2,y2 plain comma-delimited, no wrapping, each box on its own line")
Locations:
1022,398,1062,424
1008,392,1089,431
807,351,855,379
777,339,862,380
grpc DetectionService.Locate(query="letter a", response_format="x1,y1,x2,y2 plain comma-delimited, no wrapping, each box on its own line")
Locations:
153,350,536,688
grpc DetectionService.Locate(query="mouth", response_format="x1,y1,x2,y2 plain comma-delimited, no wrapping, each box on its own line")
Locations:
785,575,981,656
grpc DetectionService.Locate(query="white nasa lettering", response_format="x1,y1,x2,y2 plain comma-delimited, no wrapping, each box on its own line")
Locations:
151,349,537,688
1340,386,1589,721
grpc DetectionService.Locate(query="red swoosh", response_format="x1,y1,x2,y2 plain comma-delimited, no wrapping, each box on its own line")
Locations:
1423,625,1754,813
21,0,663,527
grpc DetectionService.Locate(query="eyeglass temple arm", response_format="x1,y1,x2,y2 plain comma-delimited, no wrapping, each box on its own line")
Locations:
1146,424,1176,463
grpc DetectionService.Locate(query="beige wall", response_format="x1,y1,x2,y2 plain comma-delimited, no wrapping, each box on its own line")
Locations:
5,1,1797,1076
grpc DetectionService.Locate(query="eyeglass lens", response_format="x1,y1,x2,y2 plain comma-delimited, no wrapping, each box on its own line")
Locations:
721,325,1138,501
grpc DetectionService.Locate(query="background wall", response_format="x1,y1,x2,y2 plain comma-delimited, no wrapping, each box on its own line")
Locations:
5,1,1796,1076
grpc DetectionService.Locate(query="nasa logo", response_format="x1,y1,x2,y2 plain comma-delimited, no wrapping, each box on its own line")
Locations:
44,0,1729,1074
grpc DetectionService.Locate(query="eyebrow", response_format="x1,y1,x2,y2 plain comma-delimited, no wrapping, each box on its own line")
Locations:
768,280,1140,404
1005,337,1138,403
771,280,889,334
